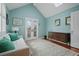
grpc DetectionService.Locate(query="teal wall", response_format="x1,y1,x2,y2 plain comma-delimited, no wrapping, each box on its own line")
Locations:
46,5,79,35
8,4,46,38
8,4,79,38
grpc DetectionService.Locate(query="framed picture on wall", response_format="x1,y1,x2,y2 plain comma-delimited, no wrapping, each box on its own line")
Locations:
55,19,60,26
65,16,71,25
13,17,23,26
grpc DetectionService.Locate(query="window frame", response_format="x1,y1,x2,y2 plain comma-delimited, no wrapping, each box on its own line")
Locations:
0,4,6,36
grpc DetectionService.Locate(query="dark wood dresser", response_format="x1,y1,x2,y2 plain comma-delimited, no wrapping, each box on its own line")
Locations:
48,32,70,43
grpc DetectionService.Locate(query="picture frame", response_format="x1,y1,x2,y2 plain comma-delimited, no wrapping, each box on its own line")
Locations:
6,14,9,25
55,19,60,26
13,17,23,26
65,16,71,25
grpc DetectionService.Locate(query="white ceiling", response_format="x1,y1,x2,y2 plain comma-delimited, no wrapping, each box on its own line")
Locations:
33,3,79,17
6,3,79,17
6,3,29,10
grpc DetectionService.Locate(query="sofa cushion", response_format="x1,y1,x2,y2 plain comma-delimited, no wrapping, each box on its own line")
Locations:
9,33,19,41
0,37,15,53
4,34,11,41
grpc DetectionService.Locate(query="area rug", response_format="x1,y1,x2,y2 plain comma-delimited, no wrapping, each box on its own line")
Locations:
26,39,78,56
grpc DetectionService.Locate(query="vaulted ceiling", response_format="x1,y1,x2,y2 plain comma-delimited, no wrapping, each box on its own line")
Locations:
6,3,79,17
6,3,29,10
33,3,79,17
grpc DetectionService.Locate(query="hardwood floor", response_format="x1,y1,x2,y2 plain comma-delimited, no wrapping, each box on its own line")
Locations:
47,39,79,53
48,40,71,49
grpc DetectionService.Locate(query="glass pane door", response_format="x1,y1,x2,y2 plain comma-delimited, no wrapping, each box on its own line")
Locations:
26,20,38,40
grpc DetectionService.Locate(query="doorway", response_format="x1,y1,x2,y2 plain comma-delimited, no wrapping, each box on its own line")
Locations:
25,17,38,40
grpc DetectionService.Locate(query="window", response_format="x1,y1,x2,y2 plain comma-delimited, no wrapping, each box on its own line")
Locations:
0,3,6,35
54,3,63,7
0,16,1,32
1,17,6,32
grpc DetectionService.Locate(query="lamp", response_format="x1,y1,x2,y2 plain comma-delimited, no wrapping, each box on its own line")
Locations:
12,27,19,33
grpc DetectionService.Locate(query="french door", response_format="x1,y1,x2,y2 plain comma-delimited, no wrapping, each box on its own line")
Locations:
25,18,38,40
